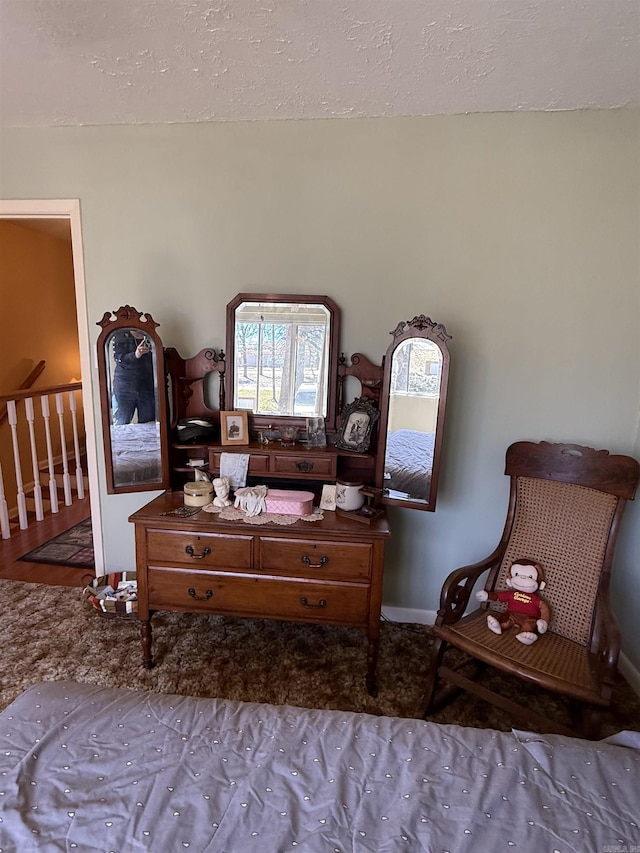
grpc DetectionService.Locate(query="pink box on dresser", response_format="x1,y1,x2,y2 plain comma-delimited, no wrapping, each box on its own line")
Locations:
265,489,315,516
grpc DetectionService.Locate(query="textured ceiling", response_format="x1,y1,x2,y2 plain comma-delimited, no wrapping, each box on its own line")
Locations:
0,0,639,128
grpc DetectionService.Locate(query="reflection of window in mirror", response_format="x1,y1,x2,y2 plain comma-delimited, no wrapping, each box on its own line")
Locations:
232,300,331,418
388,339,442,436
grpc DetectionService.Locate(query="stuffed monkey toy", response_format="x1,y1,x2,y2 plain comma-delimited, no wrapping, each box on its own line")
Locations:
475,558,551,645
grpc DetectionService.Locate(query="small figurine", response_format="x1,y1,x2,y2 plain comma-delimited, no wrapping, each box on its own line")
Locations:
212,477,232,508
476,558,551,645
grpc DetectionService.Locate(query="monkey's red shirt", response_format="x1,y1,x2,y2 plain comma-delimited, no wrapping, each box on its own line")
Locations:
492,590,544,618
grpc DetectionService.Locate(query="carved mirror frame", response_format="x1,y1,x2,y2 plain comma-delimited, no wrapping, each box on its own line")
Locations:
375,315,452,511
225,293,341,434
96,305,170,494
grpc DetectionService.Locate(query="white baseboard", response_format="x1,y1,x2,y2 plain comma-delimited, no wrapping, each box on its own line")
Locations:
381,605,640,700
381,605,436,626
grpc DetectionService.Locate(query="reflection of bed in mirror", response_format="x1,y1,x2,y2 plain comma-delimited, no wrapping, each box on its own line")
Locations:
110,422,163,487
384,428,434,500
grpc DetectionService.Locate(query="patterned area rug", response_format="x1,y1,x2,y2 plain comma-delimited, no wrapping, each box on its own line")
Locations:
18,518,94,569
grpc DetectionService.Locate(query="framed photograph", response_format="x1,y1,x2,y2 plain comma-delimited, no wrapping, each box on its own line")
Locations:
319,484,336,511
306,417,327,448
220,410,249,446
334,397,380,454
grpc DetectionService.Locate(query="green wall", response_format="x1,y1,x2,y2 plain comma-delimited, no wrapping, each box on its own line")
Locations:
2,109,639,669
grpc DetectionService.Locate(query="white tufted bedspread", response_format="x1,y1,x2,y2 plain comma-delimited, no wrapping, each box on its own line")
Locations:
0,681,638,852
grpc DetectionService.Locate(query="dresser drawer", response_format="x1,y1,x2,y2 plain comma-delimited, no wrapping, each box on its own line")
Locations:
258,579,369,625
147,568,369,625
271,453,336,478
259,536,372,581
209,451,269,474
146,530,253,569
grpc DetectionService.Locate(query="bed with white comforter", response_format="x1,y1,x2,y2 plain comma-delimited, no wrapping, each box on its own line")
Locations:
0,680,638,851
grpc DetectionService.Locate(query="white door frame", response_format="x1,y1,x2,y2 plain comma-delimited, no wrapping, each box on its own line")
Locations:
0,199,104,574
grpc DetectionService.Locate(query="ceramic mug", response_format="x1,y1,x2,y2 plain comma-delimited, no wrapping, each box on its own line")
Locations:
335,479,365,512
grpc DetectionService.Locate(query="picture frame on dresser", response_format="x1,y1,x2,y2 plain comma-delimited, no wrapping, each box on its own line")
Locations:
306,416,327,447
334,397,380,453
220,410,249,446
319,484,337,510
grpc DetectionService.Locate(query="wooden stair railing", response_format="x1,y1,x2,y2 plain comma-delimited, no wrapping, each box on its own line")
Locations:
0,379,85,539
0,360,46,427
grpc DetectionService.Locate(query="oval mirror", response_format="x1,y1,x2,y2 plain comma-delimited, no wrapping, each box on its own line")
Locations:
375,315,452,511
226,293,340,430
96,306,170,494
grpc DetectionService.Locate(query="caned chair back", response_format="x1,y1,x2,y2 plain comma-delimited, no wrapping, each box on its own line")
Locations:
495,477,616,645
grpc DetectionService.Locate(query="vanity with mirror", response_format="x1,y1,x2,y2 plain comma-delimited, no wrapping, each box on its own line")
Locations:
98,296,451,691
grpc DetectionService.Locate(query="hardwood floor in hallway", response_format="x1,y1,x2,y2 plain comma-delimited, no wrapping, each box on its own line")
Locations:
0,499,92,587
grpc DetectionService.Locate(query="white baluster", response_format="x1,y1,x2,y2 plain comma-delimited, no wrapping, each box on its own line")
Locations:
41,395,59,514
0,458,11,539
68,389,85,500
55,393,73,506
25,397,45,521
7,400,28,529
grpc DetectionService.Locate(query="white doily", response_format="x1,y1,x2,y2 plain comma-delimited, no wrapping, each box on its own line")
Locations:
201,503,324,525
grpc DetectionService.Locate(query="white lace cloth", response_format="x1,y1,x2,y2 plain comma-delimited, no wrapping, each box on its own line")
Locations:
202,503,324,526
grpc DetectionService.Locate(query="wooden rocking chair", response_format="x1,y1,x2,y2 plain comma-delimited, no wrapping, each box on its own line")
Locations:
424,441,639,738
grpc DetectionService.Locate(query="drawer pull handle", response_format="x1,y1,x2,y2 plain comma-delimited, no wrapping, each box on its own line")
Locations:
301,555,329,569
188,587,213,601
296,461,314,472
185,545,212,559
300,596,327,609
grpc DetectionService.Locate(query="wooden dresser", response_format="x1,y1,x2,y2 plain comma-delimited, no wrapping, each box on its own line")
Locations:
129,490,390,694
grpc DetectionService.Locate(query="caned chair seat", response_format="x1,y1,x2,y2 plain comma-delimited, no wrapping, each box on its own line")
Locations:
423,441,640,738
435,611,606,706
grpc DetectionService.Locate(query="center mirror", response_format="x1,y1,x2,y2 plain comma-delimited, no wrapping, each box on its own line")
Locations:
226,293,340,430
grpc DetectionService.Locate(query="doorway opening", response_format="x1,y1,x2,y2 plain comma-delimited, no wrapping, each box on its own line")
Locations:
0,199,103,579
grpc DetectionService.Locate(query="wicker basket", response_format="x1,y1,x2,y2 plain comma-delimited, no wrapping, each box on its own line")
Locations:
82,572,138,619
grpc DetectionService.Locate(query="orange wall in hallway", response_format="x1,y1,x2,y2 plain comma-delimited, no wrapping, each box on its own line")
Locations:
0,221,81,509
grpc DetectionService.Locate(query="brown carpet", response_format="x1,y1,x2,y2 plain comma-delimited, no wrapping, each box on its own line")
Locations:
1,577,639,738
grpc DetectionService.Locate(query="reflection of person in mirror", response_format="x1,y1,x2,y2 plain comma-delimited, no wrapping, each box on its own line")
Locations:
112,330,155,424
